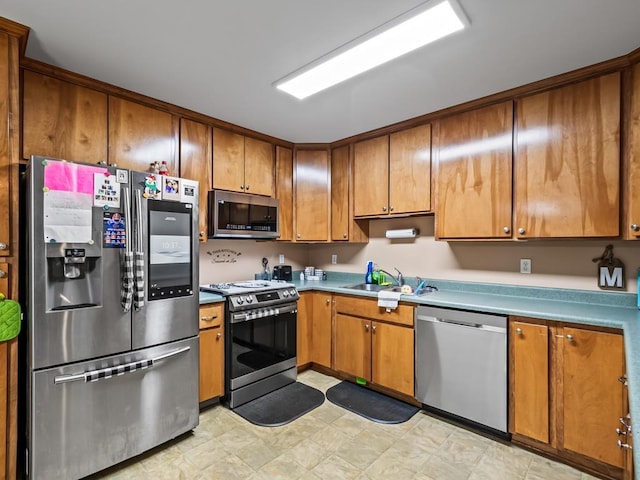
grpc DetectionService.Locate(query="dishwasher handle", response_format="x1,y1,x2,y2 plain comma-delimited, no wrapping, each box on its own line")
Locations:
417,314,506,334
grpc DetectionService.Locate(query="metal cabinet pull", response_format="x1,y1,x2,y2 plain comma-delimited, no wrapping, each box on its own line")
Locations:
566,334,574,342
326,299,331,305
617,428,627,437
240,185,245,190
343,233,347,239
515,328,523,335
503,227,510,234
618,374,628,386
0,270,6,278
245,185,250,191
200,314,219,322
620,416,632,431
517,227,526,235
618,440,632,450
0,242,6,250
382,206,387,212
631,224,640,232
372,325,376,333
216,332,222,339
364,324,369,332
389,206,394,212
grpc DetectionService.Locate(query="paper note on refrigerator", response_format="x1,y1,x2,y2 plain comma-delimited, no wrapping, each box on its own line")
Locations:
43,190,93,243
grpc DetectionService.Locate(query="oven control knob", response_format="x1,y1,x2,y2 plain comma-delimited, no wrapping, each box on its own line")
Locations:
237,296,244,305
246,296,253,303
289,289,297,297
283,290,289,297
270,309,275,316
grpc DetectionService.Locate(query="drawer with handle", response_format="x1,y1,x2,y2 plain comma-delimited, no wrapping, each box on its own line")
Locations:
199,303,223,330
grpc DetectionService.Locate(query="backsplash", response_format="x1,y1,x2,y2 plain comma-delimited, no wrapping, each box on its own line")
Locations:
199,217,640,293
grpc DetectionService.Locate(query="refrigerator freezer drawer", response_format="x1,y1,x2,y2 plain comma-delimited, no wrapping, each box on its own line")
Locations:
29,336,199,480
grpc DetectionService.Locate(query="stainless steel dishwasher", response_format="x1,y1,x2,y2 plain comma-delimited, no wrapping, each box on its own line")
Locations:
415,306,507,434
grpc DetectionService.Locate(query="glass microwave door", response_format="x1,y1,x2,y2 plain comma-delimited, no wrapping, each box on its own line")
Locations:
216,201,277,233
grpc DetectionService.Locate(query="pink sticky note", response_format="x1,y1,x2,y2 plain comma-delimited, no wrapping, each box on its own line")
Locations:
44,161,108,194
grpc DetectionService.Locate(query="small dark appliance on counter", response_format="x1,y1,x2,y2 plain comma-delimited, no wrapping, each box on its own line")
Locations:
273,265,292,281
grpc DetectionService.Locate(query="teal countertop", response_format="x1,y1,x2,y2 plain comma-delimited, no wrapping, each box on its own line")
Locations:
200,272,640,472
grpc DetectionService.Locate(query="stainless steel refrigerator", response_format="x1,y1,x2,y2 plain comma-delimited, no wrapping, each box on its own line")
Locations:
25,157,200,479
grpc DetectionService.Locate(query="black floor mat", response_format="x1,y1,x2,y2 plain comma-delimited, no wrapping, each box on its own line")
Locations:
232,382,325,427
326,381,419,424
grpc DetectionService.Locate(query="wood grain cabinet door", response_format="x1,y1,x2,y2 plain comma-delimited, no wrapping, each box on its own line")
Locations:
311,293,332,368
435,102,513,239
244,137,274,197
389,124,431,215
294,148,329,241
212,128,245,193
353,136,389,217
515,73,620,238
626,63,640,239
296,292,312,366
334,313,370,380
275,146,293,241
23,70,108,164
371,321,414,396
109,97,176,173
331,145,349,241
179,118,212,242
199,326,224,402
560,327,624,468
510,320,549,443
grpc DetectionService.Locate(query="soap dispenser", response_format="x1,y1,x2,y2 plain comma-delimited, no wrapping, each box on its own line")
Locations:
365,261,374,284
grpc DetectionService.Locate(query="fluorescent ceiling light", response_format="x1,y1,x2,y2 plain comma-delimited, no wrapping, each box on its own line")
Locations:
275,0,468,100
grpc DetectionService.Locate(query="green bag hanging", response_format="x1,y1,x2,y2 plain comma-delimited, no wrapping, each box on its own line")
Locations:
0,293,21,342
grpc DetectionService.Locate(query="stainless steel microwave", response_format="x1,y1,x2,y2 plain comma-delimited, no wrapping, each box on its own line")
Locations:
208,190,279,239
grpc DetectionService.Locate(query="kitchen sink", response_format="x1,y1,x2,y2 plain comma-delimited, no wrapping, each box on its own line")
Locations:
341,283,388,292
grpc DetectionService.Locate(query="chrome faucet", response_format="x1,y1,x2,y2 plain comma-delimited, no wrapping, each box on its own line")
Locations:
378,267,404,286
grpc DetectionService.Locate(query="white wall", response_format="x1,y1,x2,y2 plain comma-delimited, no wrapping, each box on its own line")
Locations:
307,216,640,293
198,239,309,284
199,217,640,293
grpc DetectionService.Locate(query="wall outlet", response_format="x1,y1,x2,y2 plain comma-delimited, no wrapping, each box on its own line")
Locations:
520,258,532,274
331,254,338,265
279,254,285,264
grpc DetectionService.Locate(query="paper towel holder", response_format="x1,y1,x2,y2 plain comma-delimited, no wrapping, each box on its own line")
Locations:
385,228,419,239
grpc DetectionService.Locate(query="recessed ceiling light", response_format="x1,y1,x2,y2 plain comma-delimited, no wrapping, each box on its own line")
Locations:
275,0,469,100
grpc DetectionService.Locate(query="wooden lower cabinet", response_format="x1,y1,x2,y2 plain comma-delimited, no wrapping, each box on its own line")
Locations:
334,296,414,397
297,292,332,368
199,303,224,404
510,317,627,478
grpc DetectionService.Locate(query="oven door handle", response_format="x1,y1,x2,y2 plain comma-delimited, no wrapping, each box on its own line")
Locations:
230,303,298,323
53,346,191,384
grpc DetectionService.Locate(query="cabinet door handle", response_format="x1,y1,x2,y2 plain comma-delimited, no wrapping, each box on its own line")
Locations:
343,233,347,239
618,374,628,386
0,242,6,250
515,328,523,335
616,428,627,437
372,325,376,333
517,227,526,235
566,334,574,342
0,270,5,278
297,233,301,239
240,185,245,190
620,416,632,431
389,206,394,212
200,314,219,322
382,206,387,212
618,440,632,450
503,227,510,234
216,332,222,339
631,224,640,232
245,185,250,191
326,299,331,305
364,324,369,332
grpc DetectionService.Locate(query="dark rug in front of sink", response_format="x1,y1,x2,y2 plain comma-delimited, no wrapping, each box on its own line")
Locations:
232,382,325,427
326,381,419,424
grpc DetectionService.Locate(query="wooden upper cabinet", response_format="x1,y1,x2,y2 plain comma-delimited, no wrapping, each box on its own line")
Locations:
275,146,293,241
244,137,274,196
515,73,620,238
331,145,349,241
354,124,431,218
626,63,640,239
108,97,177,172
389,123,431,215
294,148,329,241
212,128,274,197
353,136,389,217
510,320,549,443
23,70,108,164
435,102,513,239
0,33,12,258
561,327,624,468
179,118,212,242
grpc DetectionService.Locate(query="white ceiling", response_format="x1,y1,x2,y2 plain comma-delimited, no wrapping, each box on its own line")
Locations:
3,1,640,143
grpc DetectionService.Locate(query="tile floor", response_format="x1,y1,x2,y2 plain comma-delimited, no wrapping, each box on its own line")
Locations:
91,370,600,480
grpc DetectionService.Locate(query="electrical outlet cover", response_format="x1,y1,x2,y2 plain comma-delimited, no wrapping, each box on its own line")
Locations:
279,254,285,264
520,258,532,274
331,254,337,264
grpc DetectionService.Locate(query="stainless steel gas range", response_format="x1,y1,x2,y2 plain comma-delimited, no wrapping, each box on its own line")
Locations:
200,280,299,408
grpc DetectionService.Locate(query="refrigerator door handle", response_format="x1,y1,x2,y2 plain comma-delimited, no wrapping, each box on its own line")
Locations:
133,188,145,310
53,346,191,384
